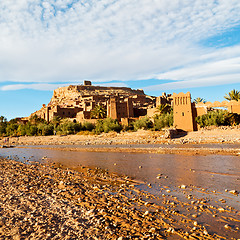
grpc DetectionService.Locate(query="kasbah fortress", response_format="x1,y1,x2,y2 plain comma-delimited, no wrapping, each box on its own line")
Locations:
29,80,240,132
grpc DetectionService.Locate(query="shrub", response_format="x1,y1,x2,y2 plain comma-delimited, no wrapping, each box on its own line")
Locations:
56,120,82,135
37,123,54,136
196,110,228,128
82,122,95,131
153,112,173,130
0,117,7,136
29,114,46,125
224,113,240,126
26,125,38,136
95,118,122,134
132,116,153,131
17,124,27,136
5,123,18,136
94,120,104,134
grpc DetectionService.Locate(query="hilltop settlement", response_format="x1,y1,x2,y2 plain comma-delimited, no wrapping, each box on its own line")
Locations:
27,80,240,132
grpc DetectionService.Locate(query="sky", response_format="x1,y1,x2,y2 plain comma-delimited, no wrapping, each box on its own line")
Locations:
1,0,240,120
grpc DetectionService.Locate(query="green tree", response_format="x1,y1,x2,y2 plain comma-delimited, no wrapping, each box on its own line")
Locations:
17,124,27,136
56,119,81,135
155,104,171,114
95,118,122,134
0,116,7,136
82,122,95,131
90,105,107,119
196,110,228,128
0,116,7,123
6,123,18,136
133,116,153,131
37,123,54,136
193,97,206,104
25,124,38,136
153,112,173,130
29,114,45,125
51,116,61,130
224,89,240,101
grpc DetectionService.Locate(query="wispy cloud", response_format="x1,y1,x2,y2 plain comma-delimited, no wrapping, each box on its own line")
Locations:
0,83,69,91
0,81,128,91
0,0,240,90
145,45,240,91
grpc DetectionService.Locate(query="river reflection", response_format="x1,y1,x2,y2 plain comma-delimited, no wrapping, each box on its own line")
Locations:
1,146,239,192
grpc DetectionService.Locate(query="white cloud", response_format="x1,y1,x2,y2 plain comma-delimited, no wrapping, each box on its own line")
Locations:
144,73,240,91
144,45,240,91
0,83,70,91
0,0,240,90
0,81,128,91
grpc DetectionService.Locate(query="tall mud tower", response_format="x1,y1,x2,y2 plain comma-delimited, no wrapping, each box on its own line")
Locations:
172,92,196,131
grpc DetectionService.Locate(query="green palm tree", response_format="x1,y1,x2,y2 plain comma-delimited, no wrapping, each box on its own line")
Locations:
0,116,7,123
155,104,171,114
51,116,61,129
224,89,240,101
193,97,206,104
91,105,107,119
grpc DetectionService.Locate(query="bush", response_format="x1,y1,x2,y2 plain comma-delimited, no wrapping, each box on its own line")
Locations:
37,123,54,136
153,112,173,130
0,120,7,136
95,120,104,134
56,120,82,135
95,118,122,134
26,125,38,136
82,122,95,131
17,124,27,136
196,110,228,128
5,123,18,136
225,113,240,126
132,116,153,131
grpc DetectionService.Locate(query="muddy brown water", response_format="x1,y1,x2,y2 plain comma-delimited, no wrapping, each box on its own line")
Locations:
1,145,240,239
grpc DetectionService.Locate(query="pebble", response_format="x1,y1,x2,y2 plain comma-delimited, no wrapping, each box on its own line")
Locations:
218,207,225,212
193,221,198,226
229,190,238,195
224,224,231,229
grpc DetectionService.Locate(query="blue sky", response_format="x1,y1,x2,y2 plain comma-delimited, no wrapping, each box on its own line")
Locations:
1,0,240,120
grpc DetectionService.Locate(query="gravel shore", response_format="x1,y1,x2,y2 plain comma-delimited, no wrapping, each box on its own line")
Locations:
0,157,234,240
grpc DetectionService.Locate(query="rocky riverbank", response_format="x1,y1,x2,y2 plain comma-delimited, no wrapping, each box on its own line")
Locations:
0,157,236,239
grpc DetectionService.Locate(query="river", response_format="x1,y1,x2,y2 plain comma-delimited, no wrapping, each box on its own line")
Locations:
1,144,240,239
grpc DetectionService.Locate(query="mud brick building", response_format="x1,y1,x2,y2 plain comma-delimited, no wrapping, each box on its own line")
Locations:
30,81,156,124
29,81,240,132
172,92,240,131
